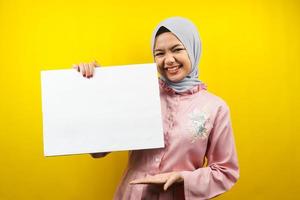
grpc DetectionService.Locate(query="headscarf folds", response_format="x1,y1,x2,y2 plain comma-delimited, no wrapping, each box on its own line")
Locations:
151,16,202,93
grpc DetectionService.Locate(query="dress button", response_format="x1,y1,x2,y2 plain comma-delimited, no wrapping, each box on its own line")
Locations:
155,157,160,162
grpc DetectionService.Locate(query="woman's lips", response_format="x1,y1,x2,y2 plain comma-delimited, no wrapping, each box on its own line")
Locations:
164,65,182,74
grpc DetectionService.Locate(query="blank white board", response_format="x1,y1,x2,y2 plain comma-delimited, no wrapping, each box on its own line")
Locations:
41,63,164,156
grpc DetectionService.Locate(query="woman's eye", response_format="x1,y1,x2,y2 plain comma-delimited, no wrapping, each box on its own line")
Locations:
174,48,183,52
155,53,163,56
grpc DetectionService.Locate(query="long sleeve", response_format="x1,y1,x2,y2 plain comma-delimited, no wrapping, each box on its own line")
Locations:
180,103,239,200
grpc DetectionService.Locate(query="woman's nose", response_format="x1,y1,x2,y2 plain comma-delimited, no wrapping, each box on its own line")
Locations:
165,53,175,65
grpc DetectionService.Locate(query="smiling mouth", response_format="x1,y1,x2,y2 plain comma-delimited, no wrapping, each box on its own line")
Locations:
164,65,183,74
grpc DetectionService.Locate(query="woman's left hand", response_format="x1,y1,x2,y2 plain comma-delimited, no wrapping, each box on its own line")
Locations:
130,172,183,191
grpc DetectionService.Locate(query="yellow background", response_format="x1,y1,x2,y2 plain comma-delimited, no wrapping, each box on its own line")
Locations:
0,0,299,199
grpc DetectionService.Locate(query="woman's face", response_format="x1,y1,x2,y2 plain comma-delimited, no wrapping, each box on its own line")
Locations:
154,32,192,83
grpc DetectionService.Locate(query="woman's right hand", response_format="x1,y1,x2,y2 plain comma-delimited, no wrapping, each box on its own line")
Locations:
90,152,110,158
72,60,100,78
72,60,109,158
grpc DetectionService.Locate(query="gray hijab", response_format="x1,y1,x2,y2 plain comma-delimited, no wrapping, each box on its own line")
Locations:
151,16,202,93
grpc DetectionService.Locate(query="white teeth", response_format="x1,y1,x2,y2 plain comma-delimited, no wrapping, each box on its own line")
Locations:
168,66,178,70
167,66,179,73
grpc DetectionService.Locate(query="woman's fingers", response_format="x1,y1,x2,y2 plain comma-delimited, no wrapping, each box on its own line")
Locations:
88,62,95,78
79,63,86,77
163,174,178,191
130,177,153,184
130,172,183,191
130,174,166,184
90,152,110,158
84,63,90,77
72,61,100,78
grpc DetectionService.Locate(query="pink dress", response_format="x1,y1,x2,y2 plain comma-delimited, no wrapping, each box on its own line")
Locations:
113,79,239,200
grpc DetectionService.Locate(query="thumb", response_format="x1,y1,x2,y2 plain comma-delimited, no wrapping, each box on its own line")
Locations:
163,174,178,191
92,60,101,67
72,64,79,71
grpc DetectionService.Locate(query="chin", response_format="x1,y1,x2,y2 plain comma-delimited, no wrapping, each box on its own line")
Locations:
166,76,185,83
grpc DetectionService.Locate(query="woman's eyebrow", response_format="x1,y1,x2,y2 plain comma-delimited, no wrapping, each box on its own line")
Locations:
170,44,184,49
154,49,163,52
154,44,183,52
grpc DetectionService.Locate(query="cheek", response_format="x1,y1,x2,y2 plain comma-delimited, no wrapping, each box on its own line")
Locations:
155,58,164,70
154,58,160,65
186,63,192,74
182,55,192,72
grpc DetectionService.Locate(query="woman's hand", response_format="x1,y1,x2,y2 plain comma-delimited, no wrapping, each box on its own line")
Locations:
72,60,100,78
72,60,105,158
90,152,110,158
130,172,184,191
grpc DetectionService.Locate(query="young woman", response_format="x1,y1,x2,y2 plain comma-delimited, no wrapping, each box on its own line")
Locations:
73,17,239,200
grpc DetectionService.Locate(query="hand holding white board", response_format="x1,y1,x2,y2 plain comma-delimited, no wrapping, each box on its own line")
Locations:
41,63,164,156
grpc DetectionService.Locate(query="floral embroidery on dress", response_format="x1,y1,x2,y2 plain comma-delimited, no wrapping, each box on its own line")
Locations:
187,108,211,143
